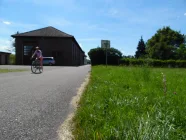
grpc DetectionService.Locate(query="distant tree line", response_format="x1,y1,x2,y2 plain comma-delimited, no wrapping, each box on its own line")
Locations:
88,26,186,66
135,26,185,60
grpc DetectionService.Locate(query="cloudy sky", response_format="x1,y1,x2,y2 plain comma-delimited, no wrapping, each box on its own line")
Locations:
0,0,186,56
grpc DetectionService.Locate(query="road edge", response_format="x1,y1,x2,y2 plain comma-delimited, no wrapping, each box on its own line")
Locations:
57,72,91,140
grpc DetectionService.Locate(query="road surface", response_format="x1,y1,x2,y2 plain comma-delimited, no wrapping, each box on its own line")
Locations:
0,65,90,140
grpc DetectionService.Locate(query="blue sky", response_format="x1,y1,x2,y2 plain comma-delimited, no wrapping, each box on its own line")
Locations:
0,0,186,57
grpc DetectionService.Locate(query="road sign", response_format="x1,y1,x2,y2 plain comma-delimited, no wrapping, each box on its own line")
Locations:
101,40,110,48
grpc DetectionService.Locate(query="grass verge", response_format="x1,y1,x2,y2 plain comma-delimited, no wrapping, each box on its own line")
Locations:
73,65,186,140
0,69,27,73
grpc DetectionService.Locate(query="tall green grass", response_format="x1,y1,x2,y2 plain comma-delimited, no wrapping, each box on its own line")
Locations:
73,66,186,140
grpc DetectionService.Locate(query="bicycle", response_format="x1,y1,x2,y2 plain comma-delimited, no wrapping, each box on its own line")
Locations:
31,57,43,74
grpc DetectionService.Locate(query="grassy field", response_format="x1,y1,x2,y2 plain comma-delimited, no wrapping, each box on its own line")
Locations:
73,66,186,140
0,69,27,73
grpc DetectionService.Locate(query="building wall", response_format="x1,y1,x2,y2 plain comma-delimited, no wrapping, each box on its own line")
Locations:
15,37,75,66
15,38,24,65
15,37,39,65
0,53,10,65
71,40,85,66
40,38,72,66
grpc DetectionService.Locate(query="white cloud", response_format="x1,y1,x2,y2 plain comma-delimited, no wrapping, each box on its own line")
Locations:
184,13,186,16
0,19,11,25
0,18,39,32
2,21,11,25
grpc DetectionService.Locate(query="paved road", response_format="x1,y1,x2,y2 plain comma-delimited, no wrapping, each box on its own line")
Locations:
0,65,91,140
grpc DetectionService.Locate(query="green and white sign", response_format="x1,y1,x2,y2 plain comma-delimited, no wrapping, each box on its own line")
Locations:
101,40,110,48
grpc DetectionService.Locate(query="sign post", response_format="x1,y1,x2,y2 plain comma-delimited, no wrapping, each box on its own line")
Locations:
101,40,110,67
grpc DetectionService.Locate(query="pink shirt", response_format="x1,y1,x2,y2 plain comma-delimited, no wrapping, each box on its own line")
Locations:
33,50,43,58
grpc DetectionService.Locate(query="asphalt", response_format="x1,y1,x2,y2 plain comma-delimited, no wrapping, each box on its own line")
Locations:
0,65,91,140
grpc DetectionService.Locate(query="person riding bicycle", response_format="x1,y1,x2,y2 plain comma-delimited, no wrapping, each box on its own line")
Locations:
31,46,43,70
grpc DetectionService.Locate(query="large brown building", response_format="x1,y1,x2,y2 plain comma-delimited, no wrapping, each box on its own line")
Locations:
11,26,86,66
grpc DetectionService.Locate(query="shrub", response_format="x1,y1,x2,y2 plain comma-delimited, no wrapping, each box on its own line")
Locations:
9,54,16,65
119,58,186,68
88,47,122,65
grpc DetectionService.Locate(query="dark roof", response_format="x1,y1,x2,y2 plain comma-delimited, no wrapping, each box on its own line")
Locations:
0,51,11,54
11,26,73,38
11,26,85,54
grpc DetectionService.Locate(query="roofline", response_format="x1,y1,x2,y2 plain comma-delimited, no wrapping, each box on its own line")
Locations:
11,26,73,38
0,51,11,54
11,35,73,38
72,37,85,54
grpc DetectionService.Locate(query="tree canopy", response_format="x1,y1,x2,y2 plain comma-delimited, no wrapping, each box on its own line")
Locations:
146,26,185,60
88,47,122,65
135,36,146,58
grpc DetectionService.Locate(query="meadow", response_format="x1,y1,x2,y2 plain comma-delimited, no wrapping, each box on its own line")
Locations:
73,66,186,140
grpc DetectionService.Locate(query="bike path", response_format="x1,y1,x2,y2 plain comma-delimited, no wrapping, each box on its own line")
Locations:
0,65,90,140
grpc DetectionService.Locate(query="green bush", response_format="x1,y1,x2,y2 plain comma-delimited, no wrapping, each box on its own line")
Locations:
88,47,122,65
9,54,15,65
119,58,186,68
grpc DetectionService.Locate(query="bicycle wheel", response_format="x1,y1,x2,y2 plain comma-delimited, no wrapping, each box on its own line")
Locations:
31,60,41,74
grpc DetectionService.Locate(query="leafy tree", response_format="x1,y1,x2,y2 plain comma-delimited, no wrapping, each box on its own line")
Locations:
175,44,186,60
135,36,146,58
146,26,185,60
88,47,122,65
123,55,135,59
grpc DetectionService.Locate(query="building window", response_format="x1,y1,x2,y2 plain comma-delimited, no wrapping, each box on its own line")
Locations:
24,46,33,56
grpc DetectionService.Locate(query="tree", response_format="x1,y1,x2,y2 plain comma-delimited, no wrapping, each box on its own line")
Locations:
135,36,146,58
175,44,186,60
146,26,185,60
88,47,122,65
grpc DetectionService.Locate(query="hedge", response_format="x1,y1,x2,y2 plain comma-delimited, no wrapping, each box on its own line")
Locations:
119,58,186,68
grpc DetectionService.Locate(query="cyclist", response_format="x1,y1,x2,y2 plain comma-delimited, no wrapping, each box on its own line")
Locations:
31,46,43,70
